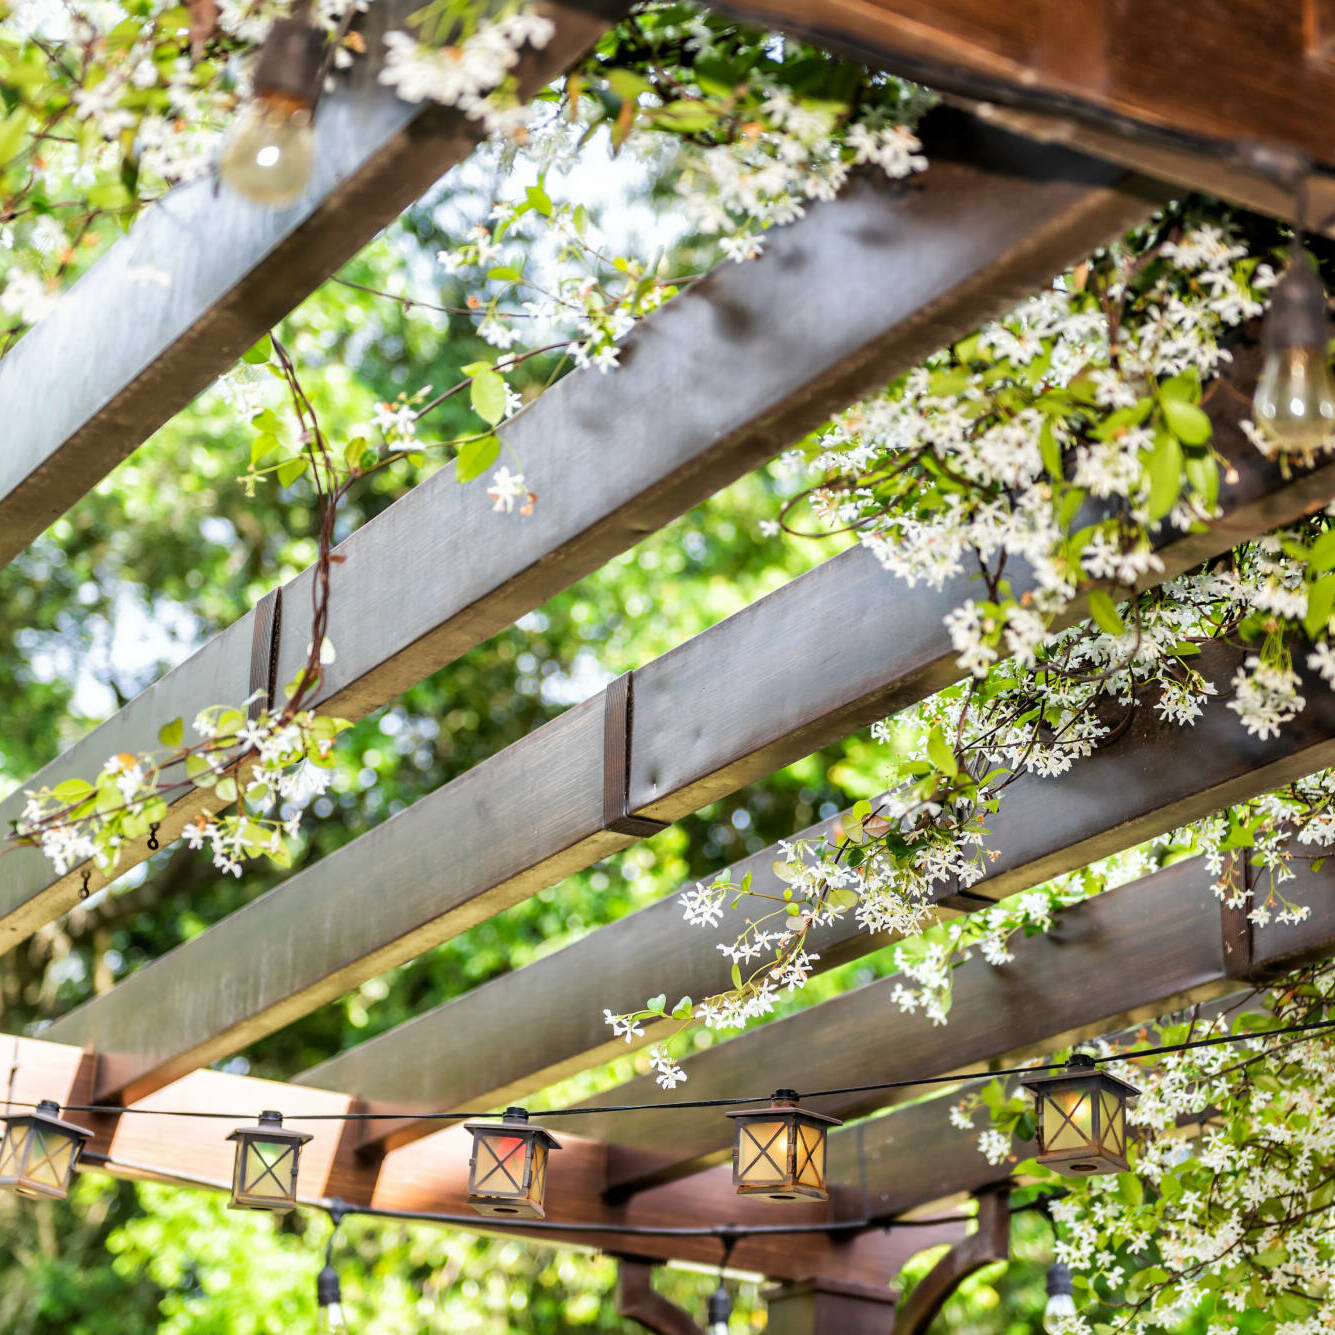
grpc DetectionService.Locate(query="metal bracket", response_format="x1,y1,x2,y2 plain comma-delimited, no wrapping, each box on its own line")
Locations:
248,586,284,722
615,1256,704,1335
603,672,669,838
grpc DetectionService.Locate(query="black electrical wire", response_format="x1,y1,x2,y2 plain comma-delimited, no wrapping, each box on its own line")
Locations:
17,1012,1335,1125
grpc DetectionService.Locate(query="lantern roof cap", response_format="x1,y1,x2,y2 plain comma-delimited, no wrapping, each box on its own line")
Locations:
1020,1055,1140,1098
226,1109,313,1146
463,1108,561,1150
5,1099,93,1141
725,1093,843,1127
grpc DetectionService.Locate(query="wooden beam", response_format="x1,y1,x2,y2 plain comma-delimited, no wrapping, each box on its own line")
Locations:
893,1186,1009,1335
710,0,1335,170
300,622,1335,1155
48,400,1335,1105
586,849,1335,1196
0,0,612,572
0,110,1151,954
616,1259,705,1335
760,1277,901,1335
0,1034,960,1286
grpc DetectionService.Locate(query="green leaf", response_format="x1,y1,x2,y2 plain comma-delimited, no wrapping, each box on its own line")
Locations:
1307,572,1335,638
646,993,666,1013
671,997,693,1019
1088,588,1126,636
1308,526,1335,574
1039,420,1063,482
1158,1172,1183,1201
730,962,742,989
926,726,958,779
213,776,238,803
486,265,523,282
455,434,501,484
1159,369,1201,404
1117,1172,1144,1206
276,456,308,488
158,718,184,748
52,778,96,803
241,334,272,365
1146,430,1183,522
1161,396,1212,445
524,183,553,217
470,369,508,427
0,106,31,167
185,754,216,788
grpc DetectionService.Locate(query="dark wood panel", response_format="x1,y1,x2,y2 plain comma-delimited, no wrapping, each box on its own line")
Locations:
711,0,1335,168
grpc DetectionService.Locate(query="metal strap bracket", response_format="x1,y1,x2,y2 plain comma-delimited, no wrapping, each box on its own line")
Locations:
603,672,669,838
247,587,284,722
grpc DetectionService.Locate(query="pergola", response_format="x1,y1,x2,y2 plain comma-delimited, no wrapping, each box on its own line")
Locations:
4,2,1335,1331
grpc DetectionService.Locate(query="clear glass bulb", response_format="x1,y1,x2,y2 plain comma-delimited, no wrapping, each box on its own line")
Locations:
219,98,316,207
320,1300,347,1330
1253,344,1335,451
708,1322,730,1335
1043,1290,1077,1332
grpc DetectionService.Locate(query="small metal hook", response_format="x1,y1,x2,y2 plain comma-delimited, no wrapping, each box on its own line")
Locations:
79,869,91,900
147,823,160,851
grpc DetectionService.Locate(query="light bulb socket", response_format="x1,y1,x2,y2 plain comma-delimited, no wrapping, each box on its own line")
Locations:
707,1285,732,1325
317,1263,342,1308
1046,1262,1074,1298
1263,257,1330,353
253,11,326,109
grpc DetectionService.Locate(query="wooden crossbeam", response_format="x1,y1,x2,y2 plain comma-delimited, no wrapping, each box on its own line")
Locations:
293,633,1335,1152
0,1033,959,1287
0,0,612,573
45,368,1335,1105
711,0,1335,170
585,851,1335,1197
0,111,1148,954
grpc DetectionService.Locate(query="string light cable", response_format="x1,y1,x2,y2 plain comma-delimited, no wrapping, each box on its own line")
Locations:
16,1011,1335,1126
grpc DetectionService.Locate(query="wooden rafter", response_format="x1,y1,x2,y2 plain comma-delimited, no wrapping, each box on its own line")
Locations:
0,1033,961,1286
0,0,613,573
0,111,1150,955
588,848,1335,1196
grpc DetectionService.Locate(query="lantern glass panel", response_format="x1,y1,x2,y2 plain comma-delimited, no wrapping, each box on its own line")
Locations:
530,1142,548,1204
1100,1090,1126,1158
1046,1087,1094,1152
0,1123,27,1181
231,1135,304,1209
794,1121,826,1190
471,1130,531,1198
736,1119,791,1187
23,1127,76,1196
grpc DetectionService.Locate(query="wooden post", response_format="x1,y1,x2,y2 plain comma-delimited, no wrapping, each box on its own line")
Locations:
761,1277,899,1335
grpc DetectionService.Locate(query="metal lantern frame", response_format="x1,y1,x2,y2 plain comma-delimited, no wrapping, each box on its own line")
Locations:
0,1099,92,1200
725,1090,842,1202
226,1109,313,1212
1021,1054,1139,1176
463,1107,561,1219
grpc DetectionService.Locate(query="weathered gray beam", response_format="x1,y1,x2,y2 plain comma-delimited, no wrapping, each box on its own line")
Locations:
0,111,1149,953
0,0,611,571
586,849,1335,1196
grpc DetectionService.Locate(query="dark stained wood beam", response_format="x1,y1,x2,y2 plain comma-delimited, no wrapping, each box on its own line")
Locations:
894,1186,1010,1335
710,0,1335,170
617,1259,705,1335
298,635,1335,1153
587,849,1335,1196
4,1032,961,1285
0,0,613,572
0,111,1152,957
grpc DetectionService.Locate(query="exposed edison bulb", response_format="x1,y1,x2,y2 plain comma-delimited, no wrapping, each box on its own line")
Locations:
219,96,316,207
1253,345,1335,451
707,1284,732,1335
1043,1262,1077,1333
1254,256,1335,452
317,1264,347,1330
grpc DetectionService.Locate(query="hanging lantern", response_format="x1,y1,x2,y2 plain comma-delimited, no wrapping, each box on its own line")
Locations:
725,1090,841,1202
226,1110,312,1212
0,1100,92,1200
464,1107,561,1218
1021,1054,1138,1176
